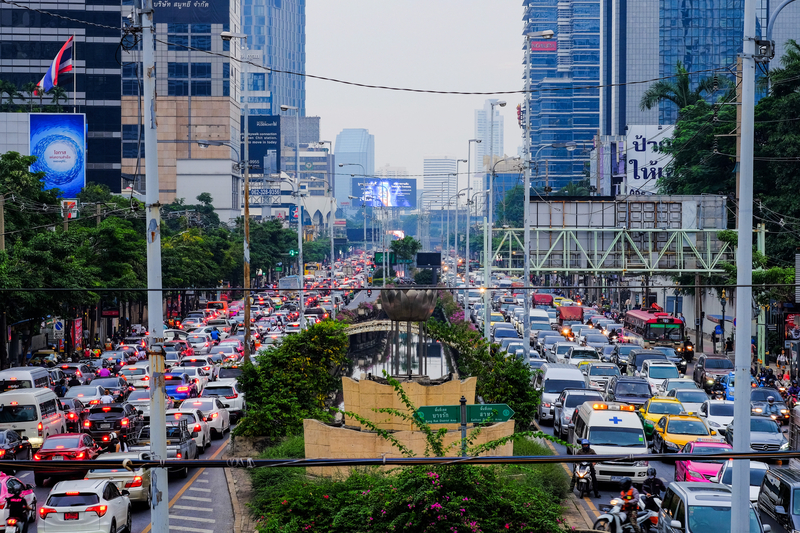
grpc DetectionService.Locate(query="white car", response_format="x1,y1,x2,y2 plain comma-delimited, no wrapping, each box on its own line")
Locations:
119,363,150,389
126,389,174,422
165,408,211,453
640,361,681,391
697,399,734,435
665,388,710,414
173,366,210,394
39,479,131,533
176,356,219,381
184,397,231,438
202,381,246,422
284,322,301,334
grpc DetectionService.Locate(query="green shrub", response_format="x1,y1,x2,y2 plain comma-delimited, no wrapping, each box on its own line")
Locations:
511,439,570,500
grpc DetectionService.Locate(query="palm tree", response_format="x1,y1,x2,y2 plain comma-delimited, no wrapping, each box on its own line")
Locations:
0,80,18,112
762,39,800,97
20,82,39,112
48,86,68,112
640,61,733,112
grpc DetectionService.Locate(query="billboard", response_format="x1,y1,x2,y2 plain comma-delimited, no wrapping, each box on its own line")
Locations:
153,0,230,24
29,113,86,198
351,178,417,208
242,115,280,173
625,125,674,195
416,252,441,268
531,41,558,52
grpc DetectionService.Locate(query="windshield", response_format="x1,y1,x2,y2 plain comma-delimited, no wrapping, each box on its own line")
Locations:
675,391,709,404
750,418,781,433
0,404,37,423
648,402,683,415
168,413,197,423
588,426,646,447
121,368,146,377
543,379,586,394
556,345,576,355
585,335,607,343
634,354,666,367
691,445,731,461
649,366,680,379
565,394,602,408
654,347,678,358
709,403,734,417
686,506,760,533
751,389,781,402
705,359,734,370
186,400,216,411
667,419,708,435
48,493,100,507
570,351,599,360
721,465,767,486
617,346,636,356
645,323,683,341
65,387,99,399
42,437,82,449
128,391,149,401
0,380,32,392
589,366,620,377
615,381,651,397
92,378,123,388
218,368,242,379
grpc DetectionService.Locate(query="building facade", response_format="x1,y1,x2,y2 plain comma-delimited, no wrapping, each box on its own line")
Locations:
474,100,504,170
0,0,122,192
333,128,374,210
423,157,457,210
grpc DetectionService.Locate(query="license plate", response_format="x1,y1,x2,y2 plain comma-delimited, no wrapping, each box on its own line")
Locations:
53,456,64,460
65,512,79,520
100,423,112,429
611,476,622,482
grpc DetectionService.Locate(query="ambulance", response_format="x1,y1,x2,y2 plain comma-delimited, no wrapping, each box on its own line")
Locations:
568,401,650,484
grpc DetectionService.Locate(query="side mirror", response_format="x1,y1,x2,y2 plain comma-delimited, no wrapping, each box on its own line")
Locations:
555,402,563,408
710,430,716,435
639,408,645,413
121,490,130,496
764,526,771,533
670,520,683,529
775,506,787,515
25,484,32,490
709,475,718,483
21,436,28,441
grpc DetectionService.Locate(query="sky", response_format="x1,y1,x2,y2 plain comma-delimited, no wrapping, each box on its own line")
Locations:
305,0,525,193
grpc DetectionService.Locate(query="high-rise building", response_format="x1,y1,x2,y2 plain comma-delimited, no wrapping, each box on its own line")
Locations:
242,0,305,116
0,1,123,192
423,157,457,210
334,128,374,210
474,100,504,170
523,0,600,189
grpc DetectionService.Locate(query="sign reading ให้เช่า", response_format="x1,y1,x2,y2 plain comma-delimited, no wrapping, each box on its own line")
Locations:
415,404,515,425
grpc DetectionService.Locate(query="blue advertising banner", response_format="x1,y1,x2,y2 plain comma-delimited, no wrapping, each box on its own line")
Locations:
241,115,280,173
29,113,86,198
289,205,303,222
153,0,230,24
351,177,417,208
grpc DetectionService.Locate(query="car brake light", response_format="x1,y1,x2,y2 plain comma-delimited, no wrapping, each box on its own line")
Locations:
39,507,56,519
76,371,82,377
125,476,143,488
102,435,109,442
165,375,172,380
68,413,77,420
90,400,100,405
84,421,91,428
194,424,201,432
176,452,182,458
203,366,210,371
143,376,150,381
86,505,108,517
0,450,5,457
121,418,129,427
37,422,43,436
211,412,218,419
75,452,85,459
102,406,112,412
225,394,238,399
177,386,189,392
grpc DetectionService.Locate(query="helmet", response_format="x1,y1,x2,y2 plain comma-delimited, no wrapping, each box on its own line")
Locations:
768,396,775,403
108,432,117,440
647,467,657,478
620,477,633,492
793,380,797,386
581,439,590,447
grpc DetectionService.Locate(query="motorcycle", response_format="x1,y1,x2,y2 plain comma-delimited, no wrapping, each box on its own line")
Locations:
5,518,20,533
593,495,661,533
367,290,372,297
573,462,594,498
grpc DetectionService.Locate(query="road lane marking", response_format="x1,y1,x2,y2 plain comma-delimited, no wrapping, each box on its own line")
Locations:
188,487,212,492
180,496,212,502
170,515,217,523
195,479,209,483
172,505,213,512
168,526,215,533
138,437,231,533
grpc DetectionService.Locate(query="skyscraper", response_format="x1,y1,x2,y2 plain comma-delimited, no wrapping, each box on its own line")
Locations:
423,157,457,209
242,0,306,116
523,0,600,189
474,100,504,169
334,128,374,209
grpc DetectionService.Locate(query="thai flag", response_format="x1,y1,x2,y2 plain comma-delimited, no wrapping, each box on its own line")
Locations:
36,36,74,94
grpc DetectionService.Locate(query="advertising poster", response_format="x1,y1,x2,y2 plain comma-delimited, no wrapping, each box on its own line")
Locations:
787,314,800,341
29,113,86,198
351,178,417,208
153,0,229,24
242,115,280,174
531,41,558,52
625,125,674,195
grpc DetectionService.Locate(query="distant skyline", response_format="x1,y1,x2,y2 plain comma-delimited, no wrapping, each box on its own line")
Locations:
306,1,523,196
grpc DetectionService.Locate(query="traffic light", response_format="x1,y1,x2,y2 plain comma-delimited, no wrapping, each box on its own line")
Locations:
289,249,297,257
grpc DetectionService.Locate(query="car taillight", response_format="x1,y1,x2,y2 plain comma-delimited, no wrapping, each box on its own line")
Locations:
39,507,56,519
84,421,91,428
211,412,219,419
176,452,182,458
86,505,107,517
121,418,129,427
76,371,82,377
177,386,189,392
205,342,209,347
125,476,143,488
68,413,77,420
203,366,210,371
75,451,85,459
193,424,201,432
143,376,150,381
38,422,43,436
90,400,100,405
225,394,238,399
33,453,42,460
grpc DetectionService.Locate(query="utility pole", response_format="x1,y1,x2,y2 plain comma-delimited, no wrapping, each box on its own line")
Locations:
731,0,757,526
139,0,168,532
0,196,5,251
0,195,5,368
96,203,101,228
694,273,703,353
757,223,766,367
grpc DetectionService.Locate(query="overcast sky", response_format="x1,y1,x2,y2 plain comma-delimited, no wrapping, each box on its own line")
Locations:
306,0,524,191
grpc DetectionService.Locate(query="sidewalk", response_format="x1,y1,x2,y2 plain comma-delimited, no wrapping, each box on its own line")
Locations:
223,444,257,533
562,492,596,531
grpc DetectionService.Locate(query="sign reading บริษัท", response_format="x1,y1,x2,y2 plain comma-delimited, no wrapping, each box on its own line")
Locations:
152,0,229,24
625,125,675,195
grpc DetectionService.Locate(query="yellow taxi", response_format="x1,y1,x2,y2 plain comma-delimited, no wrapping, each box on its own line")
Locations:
637,397,685,439
553,296,565,307
651,413,719,454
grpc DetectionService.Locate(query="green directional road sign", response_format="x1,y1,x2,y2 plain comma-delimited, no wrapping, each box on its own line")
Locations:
466,404,515,424
416,405,461,424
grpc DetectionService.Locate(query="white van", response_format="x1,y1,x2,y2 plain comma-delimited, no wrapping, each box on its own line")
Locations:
0,367,51,393
533,363,588,423
0,388,66,448
568,401,649,483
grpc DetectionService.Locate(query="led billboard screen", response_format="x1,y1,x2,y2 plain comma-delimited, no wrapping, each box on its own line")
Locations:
29,113,86,198
351,178,417,208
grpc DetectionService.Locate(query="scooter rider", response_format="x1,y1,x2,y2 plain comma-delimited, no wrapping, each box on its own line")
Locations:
641,467,666,512
620,477,642,533
569,439,601,498
5,485,29,529
764,396,781,418
789,380,800,397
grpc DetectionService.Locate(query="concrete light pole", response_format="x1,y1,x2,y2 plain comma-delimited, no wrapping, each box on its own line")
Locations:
340,163,366,249
464,139,481,306
483,100,506,342
280,104,304,329
318,140,335,318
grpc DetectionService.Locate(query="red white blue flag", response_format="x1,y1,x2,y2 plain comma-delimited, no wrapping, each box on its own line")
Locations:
36,36,74,94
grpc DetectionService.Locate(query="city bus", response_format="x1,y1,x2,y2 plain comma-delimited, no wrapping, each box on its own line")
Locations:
278,275,301,297
621,309,684,349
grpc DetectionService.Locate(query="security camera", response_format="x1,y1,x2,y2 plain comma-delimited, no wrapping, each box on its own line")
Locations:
220,31,233,42
280,105,289,111
498,101,507,107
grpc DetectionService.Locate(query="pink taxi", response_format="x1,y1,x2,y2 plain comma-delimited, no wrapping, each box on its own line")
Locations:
674,438,732,482
0,472,36,525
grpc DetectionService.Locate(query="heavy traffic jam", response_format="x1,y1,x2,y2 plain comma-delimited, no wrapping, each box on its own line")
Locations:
451,269,800,533
0,261,370,533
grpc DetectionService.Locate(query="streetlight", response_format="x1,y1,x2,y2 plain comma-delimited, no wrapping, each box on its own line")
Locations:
720,289,727,355
464,139,481,306
318,140,335,319
341,163,367,249
221,31,254,361
280,103,304,330
484,100,506,343
449,159,466,257
452,187,468,278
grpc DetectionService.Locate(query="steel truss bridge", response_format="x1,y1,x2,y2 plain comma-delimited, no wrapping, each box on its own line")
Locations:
346,320,422,336
486,227,734,274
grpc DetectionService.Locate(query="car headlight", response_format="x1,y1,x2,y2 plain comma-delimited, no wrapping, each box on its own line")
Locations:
543,402,551,408
708,420,720,427
634,460,649,467
781,442,790,451
782,409,789,414
706,379,715,385
665,441,680,450
688,470,704,480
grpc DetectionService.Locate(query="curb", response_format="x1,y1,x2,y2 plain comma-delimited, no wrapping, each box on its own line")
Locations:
224,462,245,533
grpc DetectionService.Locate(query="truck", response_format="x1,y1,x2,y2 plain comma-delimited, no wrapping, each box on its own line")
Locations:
128,420,198,478
557,305,583,325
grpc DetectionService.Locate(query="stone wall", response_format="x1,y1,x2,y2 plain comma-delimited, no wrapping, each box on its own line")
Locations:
303,418,514,478
341,376,478,431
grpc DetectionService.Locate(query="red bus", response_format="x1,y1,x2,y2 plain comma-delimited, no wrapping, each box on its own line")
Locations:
622,309,684,348
533,294,554,307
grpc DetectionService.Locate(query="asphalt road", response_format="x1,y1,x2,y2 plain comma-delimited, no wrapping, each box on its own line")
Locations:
19,431,234,533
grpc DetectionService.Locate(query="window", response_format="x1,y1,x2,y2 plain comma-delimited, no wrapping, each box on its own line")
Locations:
192,81,211,96
168,62,189,78
191,63,211,78
191,24,210,33
167,23,188,33
168,80,189,96
191,35,211,51
674,500,685,526
123,142,145,159
222,63,230,79
122,80,139,96
123,125,142,141
168,35,189,51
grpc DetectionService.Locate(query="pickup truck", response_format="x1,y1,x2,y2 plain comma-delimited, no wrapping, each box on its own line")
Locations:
128,420,198,478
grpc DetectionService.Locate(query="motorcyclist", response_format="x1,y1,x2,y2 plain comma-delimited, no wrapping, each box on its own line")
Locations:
641,467,666,512
103,432,121,453
5,485,29,528
788,380,800,397
620,477,642,533
67,375,81,388
99,389,115,405
764,396,781,419
569,439,601,498
711,376,726,397
97,365,111,378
